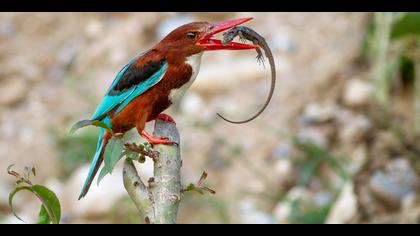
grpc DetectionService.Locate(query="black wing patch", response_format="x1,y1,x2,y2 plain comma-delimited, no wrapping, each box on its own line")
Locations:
108,59,166,96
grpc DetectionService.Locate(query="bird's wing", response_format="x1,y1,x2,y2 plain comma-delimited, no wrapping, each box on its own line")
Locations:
91,52,168,122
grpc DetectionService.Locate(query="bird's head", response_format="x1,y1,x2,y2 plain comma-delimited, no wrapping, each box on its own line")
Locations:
156,18,258,56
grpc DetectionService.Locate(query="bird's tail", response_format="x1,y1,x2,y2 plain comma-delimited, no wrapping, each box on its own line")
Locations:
78,119,112,200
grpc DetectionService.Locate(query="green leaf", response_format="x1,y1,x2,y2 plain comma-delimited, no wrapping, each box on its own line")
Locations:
9,185,61,224
97,166,109,185
36,205,51,224
137,144,145,151
391,13,420,39
91,120,113,131
103,136,124,174
184,183,204,195
125,150,140,160
98,137,130,185
138,155,146,163
69,120,112,135
69,120,94,135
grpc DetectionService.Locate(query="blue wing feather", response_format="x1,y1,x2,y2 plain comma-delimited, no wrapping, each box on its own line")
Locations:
90,52,167,121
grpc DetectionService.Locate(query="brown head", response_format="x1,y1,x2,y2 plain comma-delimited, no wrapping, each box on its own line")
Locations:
155,18,258,57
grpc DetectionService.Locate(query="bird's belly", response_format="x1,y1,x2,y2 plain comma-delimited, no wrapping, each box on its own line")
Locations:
169,52,202,104
168,79,194,104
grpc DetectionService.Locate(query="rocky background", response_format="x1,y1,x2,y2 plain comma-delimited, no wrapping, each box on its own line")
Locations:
0,12,419,224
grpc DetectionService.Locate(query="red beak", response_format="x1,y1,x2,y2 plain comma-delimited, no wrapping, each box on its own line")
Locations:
197,18,259,50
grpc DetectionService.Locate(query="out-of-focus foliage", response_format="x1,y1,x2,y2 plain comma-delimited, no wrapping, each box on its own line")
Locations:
391,13,420,39
293,138,349,187
368,12,420,128
288,199,331,224
53,128,98,178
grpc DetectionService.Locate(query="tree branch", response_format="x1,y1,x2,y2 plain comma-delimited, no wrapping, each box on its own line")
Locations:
123,159,154,222
123,119,182,224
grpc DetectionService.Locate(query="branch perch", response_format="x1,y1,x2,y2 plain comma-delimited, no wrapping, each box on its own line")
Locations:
123,119,181,224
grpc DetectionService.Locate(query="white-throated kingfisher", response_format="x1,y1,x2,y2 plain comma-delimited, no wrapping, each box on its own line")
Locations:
77,18,258,200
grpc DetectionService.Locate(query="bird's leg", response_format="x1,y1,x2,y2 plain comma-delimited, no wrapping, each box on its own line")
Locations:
140,130,173,145
136,115,173,145
140,114,176,145
155,113,176,125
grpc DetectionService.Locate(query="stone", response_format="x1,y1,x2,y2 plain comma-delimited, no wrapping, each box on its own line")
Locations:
238,198,275,224
369,158,419,209
314,191,333,207
348,144,368,174
274,159,293,177
400,193,420,223
300,102,339,125
272,142,295,160
339,114,371,144
343,78,374,107
297,126,329,148
273,202,292,224
287,186,313,202
84,19,104,39
0,78,28,106
326,182,357,224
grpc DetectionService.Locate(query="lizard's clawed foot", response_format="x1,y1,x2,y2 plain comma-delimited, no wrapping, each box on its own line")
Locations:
156,113,176,125
140,130,173,145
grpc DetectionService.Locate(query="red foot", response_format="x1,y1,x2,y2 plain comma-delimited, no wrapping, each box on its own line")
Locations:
156,113,176,125
140,130,173,145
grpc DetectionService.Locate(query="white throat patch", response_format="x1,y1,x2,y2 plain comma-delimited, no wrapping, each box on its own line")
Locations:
169,52,203,103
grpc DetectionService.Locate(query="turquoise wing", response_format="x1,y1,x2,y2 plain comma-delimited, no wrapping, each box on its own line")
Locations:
91,53,168,122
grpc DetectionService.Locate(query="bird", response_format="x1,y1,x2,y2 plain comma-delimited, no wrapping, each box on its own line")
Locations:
77,17,258,200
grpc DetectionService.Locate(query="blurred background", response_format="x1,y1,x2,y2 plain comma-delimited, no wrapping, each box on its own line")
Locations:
0,12,419,224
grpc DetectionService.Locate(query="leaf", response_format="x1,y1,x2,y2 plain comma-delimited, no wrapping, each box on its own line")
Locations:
31,167,36,177
7,164,20,179
139,155,146,163
69,120,94,135
201,186,216,195
23,166,36,180
91,120,113,131
9,185,61,224
136,143,145,151
391,13,420,39
69,119,112,135
125,150,140,160
7,164,15,173
197,171,208,186
183,183,204,195
36,205,51,224
182,171,216,195
103,136,124,174
97,166,109,185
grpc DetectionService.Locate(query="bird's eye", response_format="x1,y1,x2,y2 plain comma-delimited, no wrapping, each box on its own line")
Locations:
186,32,197,40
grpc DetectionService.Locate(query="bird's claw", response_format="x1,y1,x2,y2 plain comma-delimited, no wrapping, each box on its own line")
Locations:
140,130,173,145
